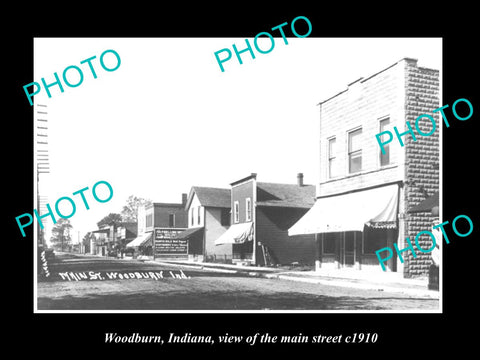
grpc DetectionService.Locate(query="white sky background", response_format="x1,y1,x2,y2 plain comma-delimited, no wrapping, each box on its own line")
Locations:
33,37,442,243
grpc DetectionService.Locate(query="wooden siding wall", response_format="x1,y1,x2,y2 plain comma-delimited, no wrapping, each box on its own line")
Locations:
205,207,231,258
256,207,316,266
231,181,254,224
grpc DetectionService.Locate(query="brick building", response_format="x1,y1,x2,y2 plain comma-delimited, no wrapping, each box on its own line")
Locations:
127,193,188,259
289,58,440,278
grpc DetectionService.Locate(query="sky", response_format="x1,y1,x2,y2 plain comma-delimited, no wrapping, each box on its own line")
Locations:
33,37,442,243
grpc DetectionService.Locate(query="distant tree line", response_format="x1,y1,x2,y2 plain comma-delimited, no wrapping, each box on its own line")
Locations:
49,195,151,250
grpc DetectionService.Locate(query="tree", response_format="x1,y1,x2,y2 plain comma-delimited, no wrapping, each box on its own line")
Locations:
82,232,95,245
50,218,73,251
121,195,152,222
82,232,96,252
97,213,123,229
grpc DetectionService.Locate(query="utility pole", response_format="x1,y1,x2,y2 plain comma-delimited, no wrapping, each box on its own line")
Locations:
36,104,50,248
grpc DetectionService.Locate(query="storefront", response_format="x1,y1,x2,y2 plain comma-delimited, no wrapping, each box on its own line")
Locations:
126,231,153,257
170,227,204,261
215,222,254,264
126,228,195,259
153,228,188,260
289,184,399,272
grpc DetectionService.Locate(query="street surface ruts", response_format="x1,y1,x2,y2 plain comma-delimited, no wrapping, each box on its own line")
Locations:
37,254,439,311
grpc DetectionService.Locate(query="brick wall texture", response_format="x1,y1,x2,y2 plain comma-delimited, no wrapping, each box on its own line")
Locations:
318,61,405,196
403,59,440,277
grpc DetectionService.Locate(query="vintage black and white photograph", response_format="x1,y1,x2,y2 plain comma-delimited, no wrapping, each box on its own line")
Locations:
32,37,443,312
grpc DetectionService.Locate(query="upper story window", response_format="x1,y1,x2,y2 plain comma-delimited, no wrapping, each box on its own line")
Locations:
379,118,390,166
246,197,252,221
168,213,175,228
197,206,201,225
348,128,362,174
328,137,337,178
190,207,194,227
234,201,239,223
146,214,153,228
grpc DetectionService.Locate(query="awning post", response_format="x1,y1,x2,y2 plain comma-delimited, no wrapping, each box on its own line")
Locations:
314,233,321,272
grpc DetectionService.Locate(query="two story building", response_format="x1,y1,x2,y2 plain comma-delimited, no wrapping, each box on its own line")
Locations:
127,193,188,259
216,173,316,266
289,58,440,278
179,186,231,262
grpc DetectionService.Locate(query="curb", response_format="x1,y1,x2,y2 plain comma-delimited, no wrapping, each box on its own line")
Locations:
152,260,282,275
152,260,438,298
264,273,439,299
149,261,239,274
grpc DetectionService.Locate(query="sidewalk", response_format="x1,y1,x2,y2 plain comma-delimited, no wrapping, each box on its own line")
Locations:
153,259,439,299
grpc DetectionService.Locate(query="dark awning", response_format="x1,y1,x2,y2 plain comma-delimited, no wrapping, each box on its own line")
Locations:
409,192,439,213
173,227,203,240
126,232,153,247
92,228,110,234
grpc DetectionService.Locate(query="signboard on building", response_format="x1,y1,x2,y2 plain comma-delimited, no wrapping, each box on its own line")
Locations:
154,228,187,257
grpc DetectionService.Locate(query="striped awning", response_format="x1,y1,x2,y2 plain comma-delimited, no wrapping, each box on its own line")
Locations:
215,222,254,245
289,184,399,236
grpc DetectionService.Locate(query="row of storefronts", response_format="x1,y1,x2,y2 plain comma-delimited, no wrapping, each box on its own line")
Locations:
91,57,440,278
126,174,317,266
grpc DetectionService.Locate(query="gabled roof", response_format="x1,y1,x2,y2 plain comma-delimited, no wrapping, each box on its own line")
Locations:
256,182,315,209
186,186,231,209
148,202,185,208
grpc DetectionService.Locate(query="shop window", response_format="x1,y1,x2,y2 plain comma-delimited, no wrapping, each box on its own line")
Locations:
344,232,356,253
348,128,362,174
363,227,388,254
323,233,337,254
379,118,390,166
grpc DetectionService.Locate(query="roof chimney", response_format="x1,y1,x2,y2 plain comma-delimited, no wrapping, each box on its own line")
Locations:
181,193,187,205
297,173,304,186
